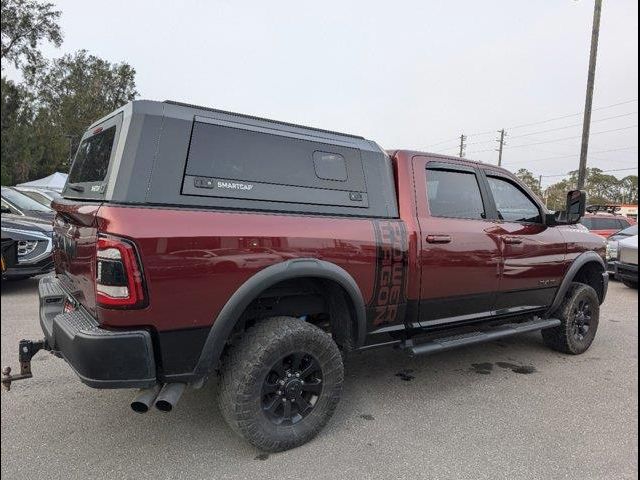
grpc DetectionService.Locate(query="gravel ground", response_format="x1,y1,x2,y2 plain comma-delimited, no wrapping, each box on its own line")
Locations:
1,278,637,480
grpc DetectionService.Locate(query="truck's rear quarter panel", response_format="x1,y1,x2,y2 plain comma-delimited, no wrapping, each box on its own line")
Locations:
96,205,386,332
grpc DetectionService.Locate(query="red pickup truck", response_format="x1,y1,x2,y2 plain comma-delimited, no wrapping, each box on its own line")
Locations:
3,101,608,452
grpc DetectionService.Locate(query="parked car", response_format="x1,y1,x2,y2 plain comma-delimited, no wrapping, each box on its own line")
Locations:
1,238,16,278
605,224,638,276
14,186,62,208
1,186,54,222
2,100,609,453
614,235,638,289
580,205,636,238
1,208,54,280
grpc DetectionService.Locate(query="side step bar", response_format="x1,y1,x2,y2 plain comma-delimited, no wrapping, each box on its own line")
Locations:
405,317,561,357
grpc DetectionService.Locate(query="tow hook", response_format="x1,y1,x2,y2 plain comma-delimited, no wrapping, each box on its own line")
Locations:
1,339,48,391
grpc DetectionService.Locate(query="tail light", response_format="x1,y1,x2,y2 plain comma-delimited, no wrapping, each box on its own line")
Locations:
96,235,146,308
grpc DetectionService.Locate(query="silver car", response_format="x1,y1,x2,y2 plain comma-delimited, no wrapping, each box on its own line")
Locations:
615,235,638,289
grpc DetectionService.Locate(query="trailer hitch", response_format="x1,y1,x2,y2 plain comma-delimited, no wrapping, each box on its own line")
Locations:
1,339,48,391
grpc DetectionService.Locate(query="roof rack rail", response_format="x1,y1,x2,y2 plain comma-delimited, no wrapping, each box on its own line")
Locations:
585,204,622,215
163,100,364,140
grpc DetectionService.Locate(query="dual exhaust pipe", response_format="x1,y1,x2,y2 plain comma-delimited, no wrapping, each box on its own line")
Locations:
130,382,186,414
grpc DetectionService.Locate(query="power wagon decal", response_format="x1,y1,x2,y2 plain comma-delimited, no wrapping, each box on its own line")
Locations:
368,220,408,327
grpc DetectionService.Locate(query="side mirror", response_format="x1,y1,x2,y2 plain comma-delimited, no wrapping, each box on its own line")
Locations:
544,213,558,227
565,190,587,225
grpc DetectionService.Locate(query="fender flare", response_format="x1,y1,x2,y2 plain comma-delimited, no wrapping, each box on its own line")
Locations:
193,258,367,375
547,250,607,315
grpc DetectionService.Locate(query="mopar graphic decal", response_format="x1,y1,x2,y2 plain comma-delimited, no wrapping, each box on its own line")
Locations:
368,220,408,327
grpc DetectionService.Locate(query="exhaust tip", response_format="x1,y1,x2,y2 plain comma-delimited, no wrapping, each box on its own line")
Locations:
130,401,150,414
155,400,173,412
130,385,161,414
153,382,186,413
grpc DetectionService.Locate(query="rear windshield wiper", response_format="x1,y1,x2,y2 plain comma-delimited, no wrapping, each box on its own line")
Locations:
67,184,85,193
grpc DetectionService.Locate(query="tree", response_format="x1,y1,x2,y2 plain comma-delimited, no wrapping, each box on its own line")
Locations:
544,179,572,211
1,0,63,73
543,168,638,212
0,76,40,183
515,168,542,197
24,49,138,174
568,168,632,205
619,175,638,204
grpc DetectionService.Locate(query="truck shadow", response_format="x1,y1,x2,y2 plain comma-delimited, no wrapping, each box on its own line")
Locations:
1,329,587,468
121,331,552,455
0,276,42,294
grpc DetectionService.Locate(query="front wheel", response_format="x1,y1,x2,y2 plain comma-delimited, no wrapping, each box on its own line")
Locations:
218,316,344,452
542,282,600,354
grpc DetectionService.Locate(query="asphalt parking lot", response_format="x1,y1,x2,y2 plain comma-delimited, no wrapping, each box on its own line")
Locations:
1,278,637,480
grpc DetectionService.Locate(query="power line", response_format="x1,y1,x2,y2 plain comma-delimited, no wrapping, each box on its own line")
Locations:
508,98,637,130
539,166,638,179
423,98,638,148
507,111,637,140
467,124,638,153
504,145,638,166
453,111,638,150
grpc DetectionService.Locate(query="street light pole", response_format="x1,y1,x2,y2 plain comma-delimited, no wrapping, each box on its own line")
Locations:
577,0,603,190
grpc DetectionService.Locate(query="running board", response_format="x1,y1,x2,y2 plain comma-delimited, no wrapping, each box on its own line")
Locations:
405,318,561,357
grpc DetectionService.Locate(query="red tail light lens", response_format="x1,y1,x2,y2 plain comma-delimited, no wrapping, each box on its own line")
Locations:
96,236,145,308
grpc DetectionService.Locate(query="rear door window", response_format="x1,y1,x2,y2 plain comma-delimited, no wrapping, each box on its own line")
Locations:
426,168,485,219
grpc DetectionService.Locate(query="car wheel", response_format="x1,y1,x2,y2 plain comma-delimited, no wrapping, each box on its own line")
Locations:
218,316,344,452
542,282,600,355
622,279,638,289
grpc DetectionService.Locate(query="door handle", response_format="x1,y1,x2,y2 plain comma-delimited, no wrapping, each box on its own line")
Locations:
426,234,452,244
503,236,523,245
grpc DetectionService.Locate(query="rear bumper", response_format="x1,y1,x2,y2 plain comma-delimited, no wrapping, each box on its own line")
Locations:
38,276,156,389
614,262,638,283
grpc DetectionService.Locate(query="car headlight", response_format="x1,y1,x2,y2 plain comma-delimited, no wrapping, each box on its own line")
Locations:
17,240,38,257
606,241,619,261
2,227,52,264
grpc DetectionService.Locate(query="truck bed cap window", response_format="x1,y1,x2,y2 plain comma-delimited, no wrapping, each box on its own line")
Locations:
68,126,116,184
182,121,367,208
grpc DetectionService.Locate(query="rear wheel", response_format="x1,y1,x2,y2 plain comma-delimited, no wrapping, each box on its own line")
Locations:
218,316,344,452
542,282,600,354
622,279,638,289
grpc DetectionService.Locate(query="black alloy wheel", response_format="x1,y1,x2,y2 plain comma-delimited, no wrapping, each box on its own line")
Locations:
261,352,323,425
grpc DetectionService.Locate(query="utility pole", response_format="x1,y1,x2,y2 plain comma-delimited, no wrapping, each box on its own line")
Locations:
496,129,506,166
459,134,467,158
538,174,543,193
577,0,603,189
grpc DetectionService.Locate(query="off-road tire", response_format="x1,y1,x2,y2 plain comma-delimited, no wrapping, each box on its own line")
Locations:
622,279,638,289
541,282,600,354
218,316,344,452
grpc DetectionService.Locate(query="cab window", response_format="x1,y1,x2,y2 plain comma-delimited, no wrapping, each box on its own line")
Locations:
487,176,541,223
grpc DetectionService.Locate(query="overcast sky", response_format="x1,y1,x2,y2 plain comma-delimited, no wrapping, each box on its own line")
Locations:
5,0,638,187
